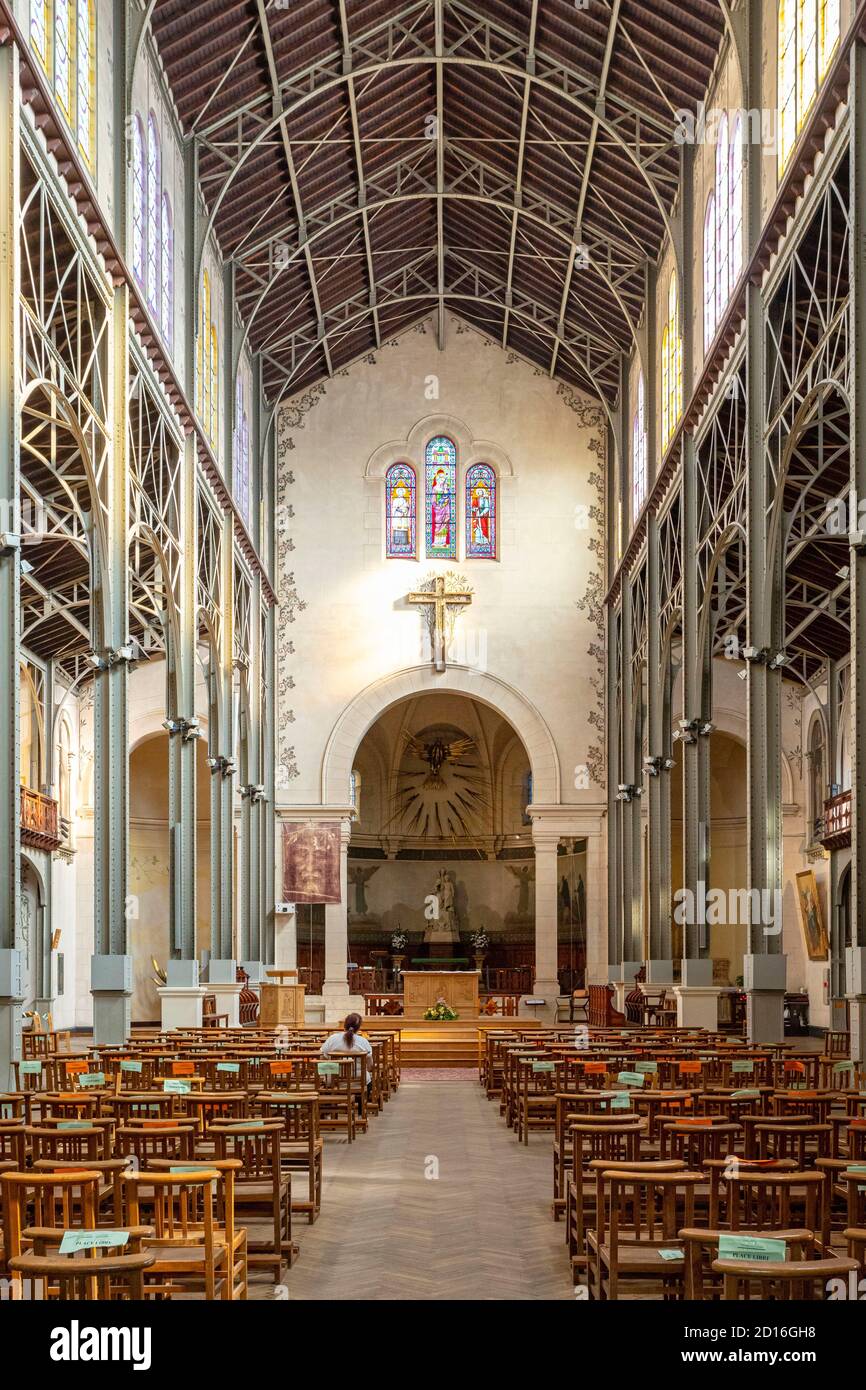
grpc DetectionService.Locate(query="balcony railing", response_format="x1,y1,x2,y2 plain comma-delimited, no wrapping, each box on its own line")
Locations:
20,786,62,852
820,789,851,851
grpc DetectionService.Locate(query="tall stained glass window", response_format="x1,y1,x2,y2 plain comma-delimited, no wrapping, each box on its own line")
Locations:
146,115,161,313
54,0,73,118
76,0,95,164
465,463,497,559
632,372,647,520
779,0,839,171
132,116,146,287
661,271,682,452
425,437,457,559
161,193,174,347
385,463,417,558
31,2,50,71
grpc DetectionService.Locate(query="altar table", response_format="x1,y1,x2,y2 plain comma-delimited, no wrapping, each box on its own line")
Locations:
401,970,480,1020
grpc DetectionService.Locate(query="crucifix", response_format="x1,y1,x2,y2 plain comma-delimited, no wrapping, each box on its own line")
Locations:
408,574,473,673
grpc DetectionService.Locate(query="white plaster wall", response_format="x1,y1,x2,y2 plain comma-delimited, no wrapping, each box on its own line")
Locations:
275,315,607,824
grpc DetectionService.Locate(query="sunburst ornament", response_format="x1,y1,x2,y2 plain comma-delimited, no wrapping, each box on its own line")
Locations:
387,725,491,844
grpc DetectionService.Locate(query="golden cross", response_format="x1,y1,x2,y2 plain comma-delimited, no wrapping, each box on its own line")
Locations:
408,575,473,672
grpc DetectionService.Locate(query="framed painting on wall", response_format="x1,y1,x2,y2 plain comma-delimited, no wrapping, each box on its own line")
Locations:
795,869,829,961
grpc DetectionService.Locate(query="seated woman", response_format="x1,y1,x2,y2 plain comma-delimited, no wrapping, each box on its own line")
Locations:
320,1012,373,1093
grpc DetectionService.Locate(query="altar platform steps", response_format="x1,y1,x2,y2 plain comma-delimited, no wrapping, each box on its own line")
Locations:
400,1028,481,1068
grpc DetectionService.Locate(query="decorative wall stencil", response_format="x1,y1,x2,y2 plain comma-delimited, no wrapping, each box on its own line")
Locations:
282,822,342,904
559,387,607,786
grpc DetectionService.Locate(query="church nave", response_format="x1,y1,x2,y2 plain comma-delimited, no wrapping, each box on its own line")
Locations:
275,1072,571,1303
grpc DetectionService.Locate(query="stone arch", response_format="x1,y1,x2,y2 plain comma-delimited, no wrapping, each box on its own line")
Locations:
322,665,560,805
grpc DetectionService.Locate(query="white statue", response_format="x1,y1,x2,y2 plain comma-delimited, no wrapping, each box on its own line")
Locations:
425,867,460,942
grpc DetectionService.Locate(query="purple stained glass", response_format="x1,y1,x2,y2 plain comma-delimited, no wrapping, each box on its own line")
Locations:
465,463,496,559
386,463,416,558
425,437,457,559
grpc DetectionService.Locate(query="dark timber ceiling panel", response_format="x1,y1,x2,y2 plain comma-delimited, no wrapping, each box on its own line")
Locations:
150,0,726,404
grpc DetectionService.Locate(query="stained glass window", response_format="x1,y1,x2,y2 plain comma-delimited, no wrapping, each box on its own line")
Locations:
31,2,50,71
385,463,417,558
200,272,211,427
730,115,744,285
425,437,457,559
632,373,647,520
704,114,743,350
703,193,717,349
209,323,219,445
132,116,146,287
715,115,730,325
780,0,837,172
76,0,95,164
465,463,497,559
819,0,840,77
234,373,251,524
161,193,173,346
661,272,682,452
54,0,73,118
799,0,818,119
146,115,161,314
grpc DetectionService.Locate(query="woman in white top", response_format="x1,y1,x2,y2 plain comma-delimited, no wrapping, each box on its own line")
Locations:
320,1012,373,1090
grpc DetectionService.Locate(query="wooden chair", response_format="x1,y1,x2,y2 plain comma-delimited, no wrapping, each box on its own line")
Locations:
257,1091,322,1223
515,1057,567,1144
586,1169,702,1299
564,1125,651,1279
315,1058,359,1142
681,1227,817,1299
9,1245,154,1300
713,1253,859,1299
209,1120,295,1281
1,1169,105,1289
124,1168,247,1300
755,1120,832,1166
659,1119,741,1166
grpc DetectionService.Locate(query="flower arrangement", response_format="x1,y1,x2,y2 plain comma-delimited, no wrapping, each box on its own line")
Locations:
391,931,408,951
469,930,489,951
423,996,458,1021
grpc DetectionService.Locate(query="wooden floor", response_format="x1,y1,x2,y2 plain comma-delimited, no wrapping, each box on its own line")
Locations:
261,1071,572,1300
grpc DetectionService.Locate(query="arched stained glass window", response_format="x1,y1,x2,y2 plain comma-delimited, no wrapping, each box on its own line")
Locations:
661,272,682,452
465,463,497,559
54,0,73,118
704,114,743,350
161,193,173,347
385,463,417,558
632,372,647,520
132,115,146,287
76,0,95,164
425,437,457,559
146,115,161,313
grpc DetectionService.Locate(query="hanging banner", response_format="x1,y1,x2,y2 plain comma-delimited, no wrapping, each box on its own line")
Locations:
281,821,342,904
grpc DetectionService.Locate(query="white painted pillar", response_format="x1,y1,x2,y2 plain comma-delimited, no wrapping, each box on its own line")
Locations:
584,829,608,984
323,819,362,1022
529,824,561,1008
274,907,297,971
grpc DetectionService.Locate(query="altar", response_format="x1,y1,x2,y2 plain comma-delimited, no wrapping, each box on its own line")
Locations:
401,970,481,1020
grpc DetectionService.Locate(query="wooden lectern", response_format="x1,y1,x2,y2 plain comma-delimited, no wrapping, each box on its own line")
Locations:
259,969,306,1027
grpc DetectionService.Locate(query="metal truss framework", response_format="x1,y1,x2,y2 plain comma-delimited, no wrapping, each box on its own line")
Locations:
606,18,866,1057
149,0,725,406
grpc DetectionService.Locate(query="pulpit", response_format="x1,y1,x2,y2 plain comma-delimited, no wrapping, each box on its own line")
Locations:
259,970,306,1027
401,970,480,1020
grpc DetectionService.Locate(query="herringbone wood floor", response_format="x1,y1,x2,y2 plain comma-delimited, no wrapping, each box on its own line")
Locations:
262,1072,572,1300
